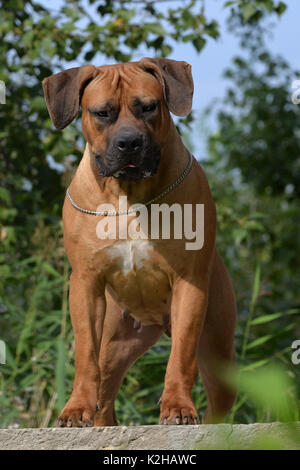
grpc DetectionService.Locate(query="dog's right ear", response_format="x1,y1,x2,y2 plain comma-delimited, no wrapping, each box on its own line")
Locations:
139,58,194,117
42,65,98,130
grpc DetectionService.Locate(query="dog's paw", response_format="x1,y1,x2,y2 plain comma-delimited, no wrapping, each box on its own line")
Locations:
94,409,118,427
56,405,95,428
159,397,199,425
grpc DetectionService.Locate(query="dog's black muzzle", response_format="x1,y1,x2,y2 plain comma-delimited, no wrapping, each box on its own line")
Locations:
96,128,161,181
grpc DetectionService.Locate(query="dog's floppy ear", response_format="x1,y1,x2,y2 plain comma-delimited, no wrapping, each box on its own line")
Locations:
42,65,98,130
139,58,193,116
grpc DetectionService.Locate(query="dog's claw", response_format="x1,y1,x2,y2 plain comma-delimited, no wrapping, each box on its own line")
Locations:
159,403,199,425
123,310,144,333
122,308,129,320
82,419,93,427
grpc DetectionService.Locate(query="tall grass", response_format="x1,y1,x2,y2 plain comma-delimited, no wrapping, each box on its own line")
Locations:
0,224,299,428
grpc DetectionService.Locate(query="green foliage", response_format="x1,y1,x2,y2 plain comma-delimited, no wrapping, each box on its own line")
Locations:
202,28,300,425
0,241,75,427
201,163,300,423
208,49,300,200
237,364,298,422
225,0,287,23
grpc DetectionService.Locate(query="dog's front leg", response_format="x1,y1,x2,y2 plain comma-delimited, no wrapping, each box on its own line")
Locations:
159,277,208,425
56,272,105,427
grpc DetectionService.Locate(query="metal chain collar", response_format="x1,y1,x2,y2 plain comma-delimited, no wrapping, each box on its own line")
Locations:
66,152,193,216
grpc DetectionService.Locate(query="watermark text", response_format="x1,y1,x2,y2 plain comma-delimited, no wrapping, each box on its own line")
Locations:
96,197,204,251
0,340,6,364
291,340,300,365
0,80,5,104
291,80,300,104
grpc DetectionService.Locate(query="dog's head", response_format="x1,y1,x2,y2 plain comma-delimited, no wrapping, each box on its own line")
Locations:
42,58,193,181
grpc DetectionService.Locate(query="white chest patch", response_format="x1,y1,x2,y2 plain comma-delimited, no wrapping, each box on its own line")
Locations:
104,240,154,275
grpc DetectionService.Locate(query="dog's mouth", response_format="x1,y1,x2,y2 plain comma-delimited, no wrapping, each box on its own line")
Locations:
95,146,161,181
111,155,160,181
112,164,153,181
121,162,137,170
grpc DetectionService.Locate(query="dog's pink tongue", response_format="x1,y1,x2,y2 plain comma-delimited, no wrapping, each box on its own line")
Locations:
124,163,136,168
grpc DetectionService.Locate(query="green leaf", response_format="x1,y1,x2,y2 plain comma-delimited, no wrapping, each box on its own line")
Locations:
224,1,237,6
31,96,46,111
42,261,62,279
55,336,66,412
251,309,300,325
251,312,284,325
275,2,287,15
240,359,270,371
146,23,166,36
246,334,273,350
250,264,261,310
238,365,298,422
192,36,206,52
0,188,11,204
241,4,257,22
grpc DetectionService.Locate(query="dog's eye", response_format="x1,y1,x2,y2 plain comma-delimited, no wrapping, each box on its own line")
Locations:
142,103,157,113
97,110,109,118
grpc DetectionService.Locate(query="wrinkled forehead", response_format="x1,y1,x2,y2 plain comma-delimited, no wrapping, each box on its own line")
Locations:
82,63,163,107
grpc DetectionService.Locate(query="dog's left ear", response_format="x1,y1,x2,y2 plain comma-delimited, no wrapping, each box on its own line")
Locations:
42,65,98,130
139,58,194,116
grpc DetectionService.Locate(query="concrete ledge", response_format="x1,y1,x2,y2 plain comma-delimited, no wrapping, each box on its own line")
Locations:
0,423,300,450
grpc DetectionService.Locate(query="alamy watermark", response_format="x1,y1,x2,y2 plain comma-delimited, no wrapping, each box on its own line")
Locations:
291,80,300,104
0,80,5,104
95,196,204,250
291,340,300,365
0,340,6,364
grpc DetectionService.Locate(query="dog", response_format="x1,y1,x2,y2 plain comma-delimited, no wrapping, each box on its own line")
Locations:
42,58,237,427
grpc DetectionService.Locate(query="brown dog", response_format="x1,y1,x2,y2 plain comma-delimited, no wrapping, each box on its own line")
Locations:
42,58,237,427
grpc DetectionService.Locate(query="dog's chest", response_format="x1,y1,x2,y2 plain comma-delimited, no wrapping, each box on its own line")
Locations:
101,240,172,323
104,239,154,275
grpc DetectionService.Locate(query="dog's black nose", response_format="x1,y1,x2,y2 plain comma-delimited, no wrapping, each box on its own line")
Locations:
116,131,143,153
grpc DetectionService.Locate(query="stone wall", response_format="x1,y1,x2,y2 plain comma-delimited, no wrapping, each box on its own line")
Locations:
0,423,299,450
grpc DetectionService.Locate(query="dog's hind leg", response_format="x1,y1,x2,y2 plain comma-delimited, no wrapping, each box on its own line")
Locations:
94,291,164,426
198,249,237,424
